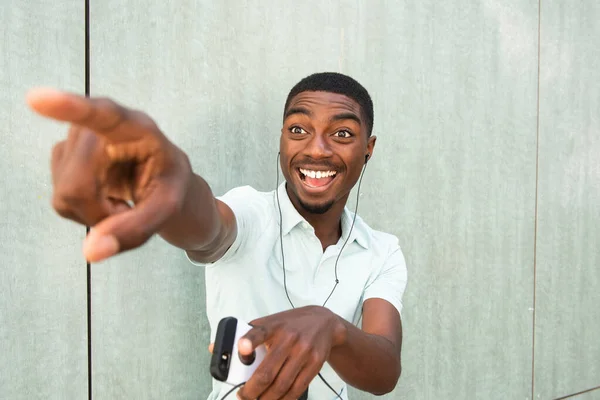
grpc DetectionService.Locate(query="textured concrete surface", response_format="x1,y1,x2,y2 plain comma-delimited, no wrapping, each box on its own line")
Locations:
1,1,599,399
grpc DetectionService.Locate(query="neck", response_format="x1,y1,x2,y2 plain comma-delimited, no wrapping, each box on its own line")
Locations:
285,184,348,251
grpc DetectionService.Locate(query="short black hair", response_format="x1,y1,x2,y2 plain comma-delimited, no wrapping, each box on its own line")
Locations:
283,72,374,137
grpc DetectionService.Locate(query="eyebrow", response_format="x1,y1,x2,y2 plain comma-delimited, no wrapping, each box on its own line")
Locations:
329,112,361,126
284,107,362,126
284,107,312,119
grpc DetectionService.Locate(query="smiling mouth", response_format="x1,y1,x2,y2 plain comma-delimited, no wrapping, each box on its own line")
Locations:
298,168,337,188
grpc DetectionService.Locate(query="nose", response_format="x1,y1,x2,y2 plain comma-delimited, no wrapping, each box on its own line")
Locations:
304,133,333,159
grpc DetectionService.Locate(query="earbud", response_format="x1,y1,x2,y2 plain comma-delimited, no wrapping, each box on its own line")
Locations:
365,154,370,164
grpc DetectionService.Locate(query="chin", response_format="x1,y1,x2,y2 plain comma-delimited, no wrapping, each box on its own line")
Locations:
284,169,340,215
297,198,335,215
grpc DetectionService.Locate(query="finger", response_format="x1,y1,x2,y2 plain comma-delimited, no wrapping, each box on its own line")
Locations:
52,130,111,226
238,336,294,400
208,343,214,354
51,124,86,177
27,88,118,128
51,195,87,226
53,194,130,230
239,325,269,356
64,124,82,153
49,137,83,224
50,141,67,190
82,183,182,262
258,357,306,400
282,364,321,400
105,197,132,215
52,179,110,227
27,88,153,142
51,141,66,171
51,193,106,227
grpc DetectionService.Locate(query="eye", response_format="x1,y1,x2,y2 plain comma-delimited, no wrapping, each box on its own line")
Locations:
289,126,307,134
334,130,353,138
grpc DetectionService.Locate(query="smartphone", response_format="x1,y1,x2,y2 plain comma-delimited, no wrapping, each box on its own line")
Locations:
210,316,309,399
210,317,266,385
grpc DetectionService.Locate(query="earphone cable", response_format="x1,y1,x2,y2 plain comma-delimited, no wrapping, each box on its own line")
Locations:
275,156,296,309
218,382,246,400
275,153,367,400
318,373,344,399
321,165,365,307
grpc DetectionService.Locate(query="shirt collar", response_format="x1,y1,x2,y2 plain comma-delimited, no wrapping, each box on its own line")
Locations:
275,182,370,249
276,182,305,236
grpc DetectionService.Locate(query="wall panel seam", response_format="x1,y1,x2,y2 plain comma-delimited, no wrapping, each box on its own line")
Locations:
532,0,543,398
84,0,92,399
553,385,600,400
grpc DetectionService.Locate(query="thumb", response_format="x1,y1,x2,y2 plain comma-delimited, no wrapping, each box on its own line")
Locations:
83,230,120,262
83,189,179,262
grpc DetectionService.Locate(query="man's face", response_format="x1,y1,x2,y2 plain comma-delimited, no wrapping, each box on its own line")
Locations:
280,91,376,215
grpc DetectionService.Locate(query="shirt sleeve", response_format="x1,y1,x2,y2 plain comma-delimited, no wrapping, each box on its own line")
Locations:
185,185,269,267
362,245,408,318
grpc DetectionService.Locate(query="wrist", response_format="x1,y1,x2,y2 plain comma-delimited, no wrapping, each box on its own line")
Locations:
328,310,348,348
178,150,194,200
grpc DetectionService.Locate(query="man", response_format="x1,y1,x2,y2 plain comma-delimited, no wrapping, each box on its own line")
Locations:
27,72,407,400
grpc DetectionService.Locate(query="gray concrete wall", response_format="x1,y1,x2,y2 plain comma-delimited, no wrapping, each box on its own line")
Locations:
1,1,599,399
0,2,87,399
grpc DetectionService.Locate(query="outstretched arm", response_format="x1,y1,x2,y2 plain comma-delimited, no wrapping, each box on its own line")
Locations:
27,88,236,263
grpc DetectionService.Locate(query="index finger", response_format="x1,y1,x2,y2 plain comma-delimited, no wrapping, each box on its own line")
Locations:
26,87,144,141
239,324,269,356
238,325,293,400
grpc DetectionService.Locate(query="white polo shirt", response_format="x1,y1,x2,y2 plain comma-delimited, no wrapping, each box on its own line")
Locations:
188,183,408,400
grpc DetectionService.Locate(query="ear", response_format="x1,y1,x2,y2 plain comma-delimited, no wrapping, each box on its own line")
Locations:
366,135,377,161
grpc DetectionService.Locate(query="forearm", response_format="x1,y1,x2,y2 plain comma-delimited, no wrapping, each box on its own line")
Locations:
158,170,231,253
329,317,401,395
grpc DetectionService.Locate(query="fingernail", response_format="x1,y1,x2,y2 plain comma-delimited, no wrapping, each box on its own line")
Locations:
83,234,119,262
239,338,252,353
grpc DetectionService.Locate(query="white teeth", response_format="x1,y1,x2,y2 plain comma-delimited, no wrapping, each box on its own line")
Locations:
299,168,337,179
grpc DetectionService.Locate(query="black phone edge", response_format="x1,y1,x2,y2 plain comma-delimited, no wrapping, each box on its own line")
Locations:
209,316,238,382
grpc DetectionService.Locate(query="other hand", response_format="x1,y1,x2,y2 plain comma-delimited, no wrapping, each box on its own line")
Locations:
235,306,346,400
27,88,192,262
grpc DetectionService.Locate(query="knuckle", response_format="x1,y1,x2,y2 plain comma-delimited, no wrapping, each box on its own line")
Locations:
92,97,127,131
308,349,322,365
93,97,114,110
296,340,312,357
272,380,290,396
254,370,274,387
51,196,74,219
56,182,92,204
94,97,124,118
283,329,300,344
130,110,158,131
94,97,117,107
51,141,65,161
